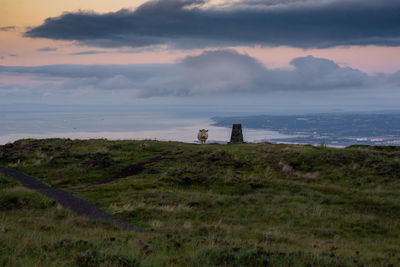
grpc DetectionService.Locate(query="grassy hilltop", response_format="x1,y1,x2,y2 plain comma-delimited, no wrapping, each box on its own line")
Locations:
1,139,400,266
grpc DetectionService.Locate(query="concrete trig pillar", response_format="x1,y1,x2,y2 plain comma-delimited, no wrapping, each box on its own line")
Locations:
229,124,244,144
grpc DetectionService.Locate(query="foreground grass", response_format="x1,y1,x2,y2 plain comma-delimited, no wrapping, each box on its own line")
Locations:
1,139,400,266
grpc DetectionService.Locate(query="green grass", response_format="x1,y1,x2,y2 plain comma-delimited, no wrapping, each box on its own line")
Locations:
1,139,400,266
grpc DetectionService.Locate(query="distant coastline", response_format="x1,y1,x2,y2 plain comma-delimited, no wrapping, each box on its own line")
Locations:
2,105,399,146
212,113,400,147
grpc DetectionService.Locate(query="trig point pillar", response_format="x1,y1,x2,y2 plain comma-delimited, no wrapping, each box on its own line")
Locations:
229,124,244,144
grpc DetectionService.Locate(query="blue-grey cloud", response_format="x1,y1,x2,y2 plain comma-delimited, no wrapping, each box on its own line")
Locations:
0,49,390,100
24,0,400,49
38,47,58,52
70,50,108,55
0,63,174,80
0,26,16,32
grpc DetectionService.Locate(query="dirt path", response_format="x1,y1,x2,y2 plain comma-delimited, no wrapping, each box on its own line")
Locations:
95,151,183,185
0,165,145,232
95,156,163,185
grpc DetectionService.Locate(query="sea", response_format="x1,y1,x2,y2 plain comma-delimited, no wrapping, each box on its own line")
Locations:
0,105,293,145
1,105,399,147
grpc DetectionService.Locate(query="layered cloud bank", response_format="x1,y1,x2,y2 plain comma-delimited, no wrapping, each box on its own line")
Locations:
1,50,399,102
25,0,400,49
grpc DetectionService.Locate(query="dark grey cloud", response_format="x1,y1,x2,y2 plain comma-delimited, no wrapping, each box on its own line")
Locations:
38,47,58,52
25,0,400,49
1,50,390,99
0,26,16,32
70,50,108,55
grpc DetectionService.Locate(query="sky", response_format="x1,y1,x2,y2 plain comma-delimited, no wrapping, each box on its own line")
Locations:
1,0,400,112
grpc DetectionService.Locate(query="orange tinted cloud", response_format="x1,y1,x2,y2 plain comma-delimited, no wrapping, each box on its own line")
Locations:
1,0,147,26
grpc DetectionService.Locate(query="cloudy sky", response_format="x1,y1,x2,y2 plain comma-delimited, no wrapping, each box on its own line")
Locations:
1,0,400,111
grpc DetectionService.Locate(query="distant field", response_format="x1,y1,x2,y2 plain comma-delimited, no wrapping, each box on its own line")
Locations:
1,139,400,266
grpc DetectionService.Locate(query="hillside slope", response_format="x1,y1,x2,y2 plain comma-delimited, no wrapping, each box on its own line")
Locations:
1,139,400,266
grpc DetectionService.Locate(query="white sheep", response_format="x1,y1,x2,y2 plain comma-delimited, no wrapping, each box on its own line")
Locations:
197,129,208,144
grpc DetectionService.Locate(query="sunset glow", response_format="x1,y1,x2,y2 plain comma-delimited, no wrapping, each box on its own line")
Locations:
1,0,400,107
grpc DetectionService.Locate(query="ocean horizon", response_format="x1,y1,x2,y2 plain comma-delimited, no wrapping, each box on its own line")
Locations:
0,105,294,145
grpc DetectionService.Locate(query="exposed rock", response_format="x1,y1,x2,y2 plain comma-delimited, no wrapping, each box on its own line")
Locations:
281,164,293,173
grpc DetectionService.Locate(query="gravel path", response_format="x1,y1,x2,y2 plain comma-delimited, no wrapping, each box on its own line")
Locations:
0,165,145,232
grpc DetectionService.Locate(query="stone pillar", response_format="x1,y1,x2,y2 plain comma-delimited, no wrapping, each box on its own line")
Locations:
229,124,244,144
